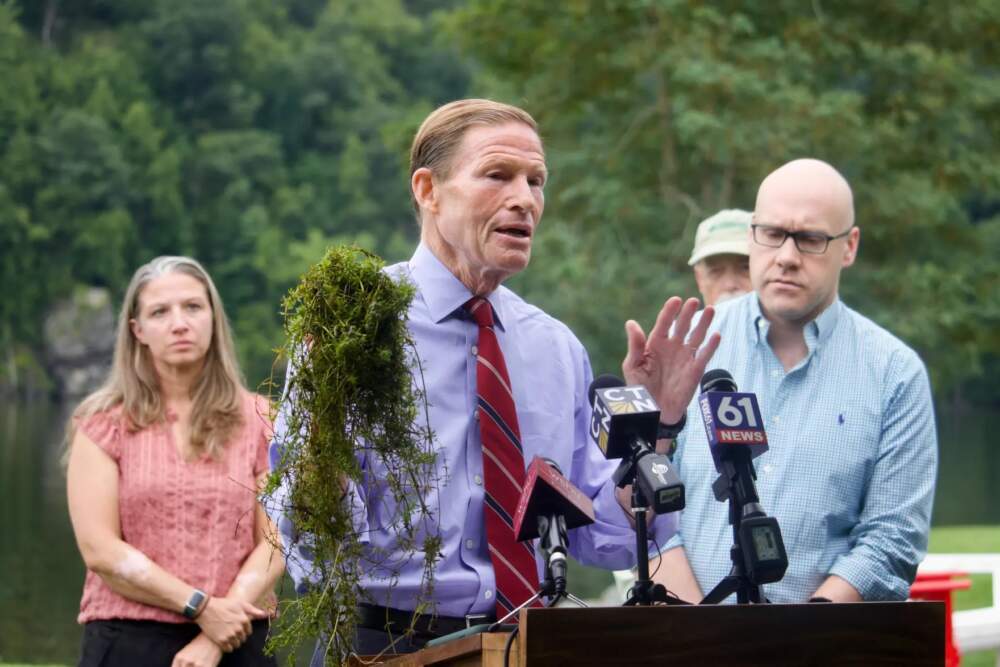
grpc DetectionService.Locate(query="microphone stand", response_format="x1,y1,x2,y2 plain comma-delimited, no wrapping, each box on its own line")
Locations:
701,457,768,604
491,562,589,630
623,484,676,606
613,458,687,606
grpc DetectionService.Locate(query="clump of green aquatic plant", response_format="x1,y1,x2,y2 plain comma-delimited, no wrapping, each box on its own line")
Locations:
264,246,440,665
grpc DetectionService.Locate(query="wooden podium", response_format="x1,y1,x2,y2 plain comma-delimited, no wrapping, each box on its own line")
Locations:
374,602,943,666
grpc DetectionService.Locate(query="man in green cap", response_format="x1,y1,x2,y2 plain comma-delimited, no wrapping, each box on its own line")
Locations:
689,209,752,306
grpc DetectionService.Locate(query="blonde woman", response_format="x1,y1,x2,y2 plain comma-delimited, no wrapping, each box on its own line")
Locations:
66,256,284,667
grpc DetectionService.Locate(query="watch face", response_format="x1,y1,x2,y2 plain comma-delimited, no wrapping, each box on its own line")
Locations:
184,590,206,618
752,525,780,561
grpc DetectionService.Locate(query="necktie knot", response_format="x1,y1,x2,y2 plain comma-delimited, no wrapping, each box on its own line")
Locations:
465,296,495,328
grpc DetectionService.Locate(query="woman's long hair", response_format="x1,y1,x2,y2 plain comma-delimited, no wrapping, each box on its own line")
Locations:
67,256,246,459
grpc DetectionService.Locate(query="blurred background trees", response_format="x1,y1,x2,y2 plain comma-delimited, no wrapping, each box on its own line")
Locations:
451,0,1000,398
2,3,998,663
2,0,998,406
1,0,470,384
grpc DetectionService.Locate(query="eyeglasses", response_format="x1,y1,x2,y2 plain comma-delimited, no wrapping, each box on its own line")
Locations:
750,223,853,255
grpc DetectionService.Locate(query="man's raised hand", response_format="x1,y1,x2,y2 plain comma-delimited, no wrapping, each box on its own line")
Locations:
622,297,720,424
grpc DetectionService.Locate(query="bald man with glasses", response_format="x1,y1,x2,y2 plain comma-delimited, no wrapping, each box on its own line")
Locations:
650,159,937,604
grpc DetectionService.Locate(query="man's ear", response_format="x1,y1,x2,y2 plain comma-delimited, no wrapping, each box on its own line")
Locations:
842,226,860,268
411,167,438,215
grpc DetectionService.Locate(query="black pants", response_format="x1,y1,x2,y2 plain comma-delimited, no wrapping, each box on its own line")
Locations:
79,619,276,667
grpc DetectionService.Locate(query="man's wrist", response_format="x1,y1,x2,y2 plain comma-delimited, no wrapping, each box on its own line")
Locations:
657,412,686,440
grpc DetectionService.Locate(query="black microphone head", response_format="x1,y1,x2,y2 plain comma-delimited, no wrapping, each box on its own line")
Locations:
701,368,737,393
588,373,624,405
590,383,660,458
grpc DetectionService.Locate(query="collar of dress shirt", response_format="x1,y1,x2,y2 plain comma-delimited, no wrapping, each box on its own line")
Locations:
748,293,843,352
408,243,509,331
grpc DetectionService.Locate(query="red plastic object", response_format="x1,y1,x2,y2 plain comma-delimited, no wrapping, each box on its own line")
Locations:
909,571,972,667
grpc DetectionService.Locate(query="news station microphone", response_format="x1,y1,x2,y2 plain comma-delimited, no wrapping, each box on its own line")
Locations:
586,377,686,607
698,369,769,473
512,457,595,595
588,374,659,459
697,369,787,593
588,376,684,514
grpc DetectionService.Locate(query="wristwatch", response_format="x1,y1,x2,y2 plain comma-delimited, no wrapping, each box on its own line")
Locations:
657,412,687,441
182,588,208,620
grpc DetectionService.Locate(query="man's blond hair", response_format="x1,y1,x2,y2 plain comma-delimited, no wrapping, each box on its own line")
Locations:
409,99,539,213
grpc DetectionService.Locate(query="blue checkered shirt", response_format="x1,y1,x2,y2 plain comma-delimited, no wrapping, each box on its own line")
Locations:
662,293,937,602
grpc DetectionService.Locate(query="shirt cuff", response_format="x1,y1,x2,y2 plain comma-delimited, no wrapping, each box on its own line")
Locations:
587,479,680,567
827,551,911,601
567,477,646,570
659,532,683,554
345,480,369,543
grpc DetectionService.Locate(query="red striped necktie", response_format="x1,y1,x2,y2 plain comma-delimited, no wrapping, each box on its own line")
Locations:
465,296,540,616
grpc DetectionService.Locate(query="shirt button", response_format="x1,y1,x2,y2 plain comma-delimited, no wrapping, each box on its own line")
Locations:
484,590,493,600
471,345,478,356
465,539,475,549
771,369,781,378
474,410,480,421
772,416,780,424
474,474,483,485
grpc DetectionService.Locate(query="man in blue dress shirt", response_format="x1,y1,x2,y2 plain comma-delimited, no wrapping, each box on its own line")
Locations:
651,158,938,604
271,99,721,657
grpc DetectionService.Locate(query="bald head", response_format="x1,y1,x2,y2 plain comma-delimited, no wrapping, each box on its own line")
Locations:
750,158,861,330
755,159,854,233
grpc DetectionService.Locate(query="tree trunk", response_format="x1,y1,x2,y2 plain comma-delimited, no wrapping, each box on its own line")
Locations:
42,0,59,47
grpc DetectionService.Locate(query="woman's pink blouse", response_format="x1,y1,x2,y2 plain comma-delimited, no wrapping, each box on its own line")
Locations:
76,392,272,623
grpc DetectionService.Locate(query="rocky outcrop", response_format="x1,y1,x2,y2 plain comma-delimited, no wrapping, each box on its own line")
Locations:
43,287,116,397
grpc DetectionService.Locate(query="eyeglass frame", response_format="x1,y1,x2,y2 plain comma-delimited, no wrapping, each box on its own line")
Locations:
750,222,855,255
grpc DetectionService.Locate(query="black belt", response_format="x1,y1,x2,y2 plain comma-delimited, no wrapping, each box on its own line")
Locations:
356,603,496,637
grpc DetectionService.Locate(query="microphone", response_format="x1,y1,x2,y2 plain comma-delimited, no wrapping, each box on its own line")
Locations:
587,376,684,514
588,372,625,404
698,369,768,473
588,374,659,459
512,457,596,594
697,369,787,591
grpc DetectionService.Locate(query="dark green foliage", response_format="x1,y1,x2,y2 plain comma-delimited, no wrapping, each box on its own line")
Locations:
266,245,440,665
451,0,1000,402
1,0,471,388
13,0,992,405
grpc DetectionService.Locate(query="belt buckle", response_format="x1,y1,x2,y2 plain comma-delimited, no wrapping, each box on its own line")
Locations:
465,613,489,628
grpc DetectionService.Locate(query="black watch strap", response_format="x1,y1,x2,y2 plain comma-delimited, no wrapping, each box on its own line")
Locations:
657,412,687,440
182,589,208,620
